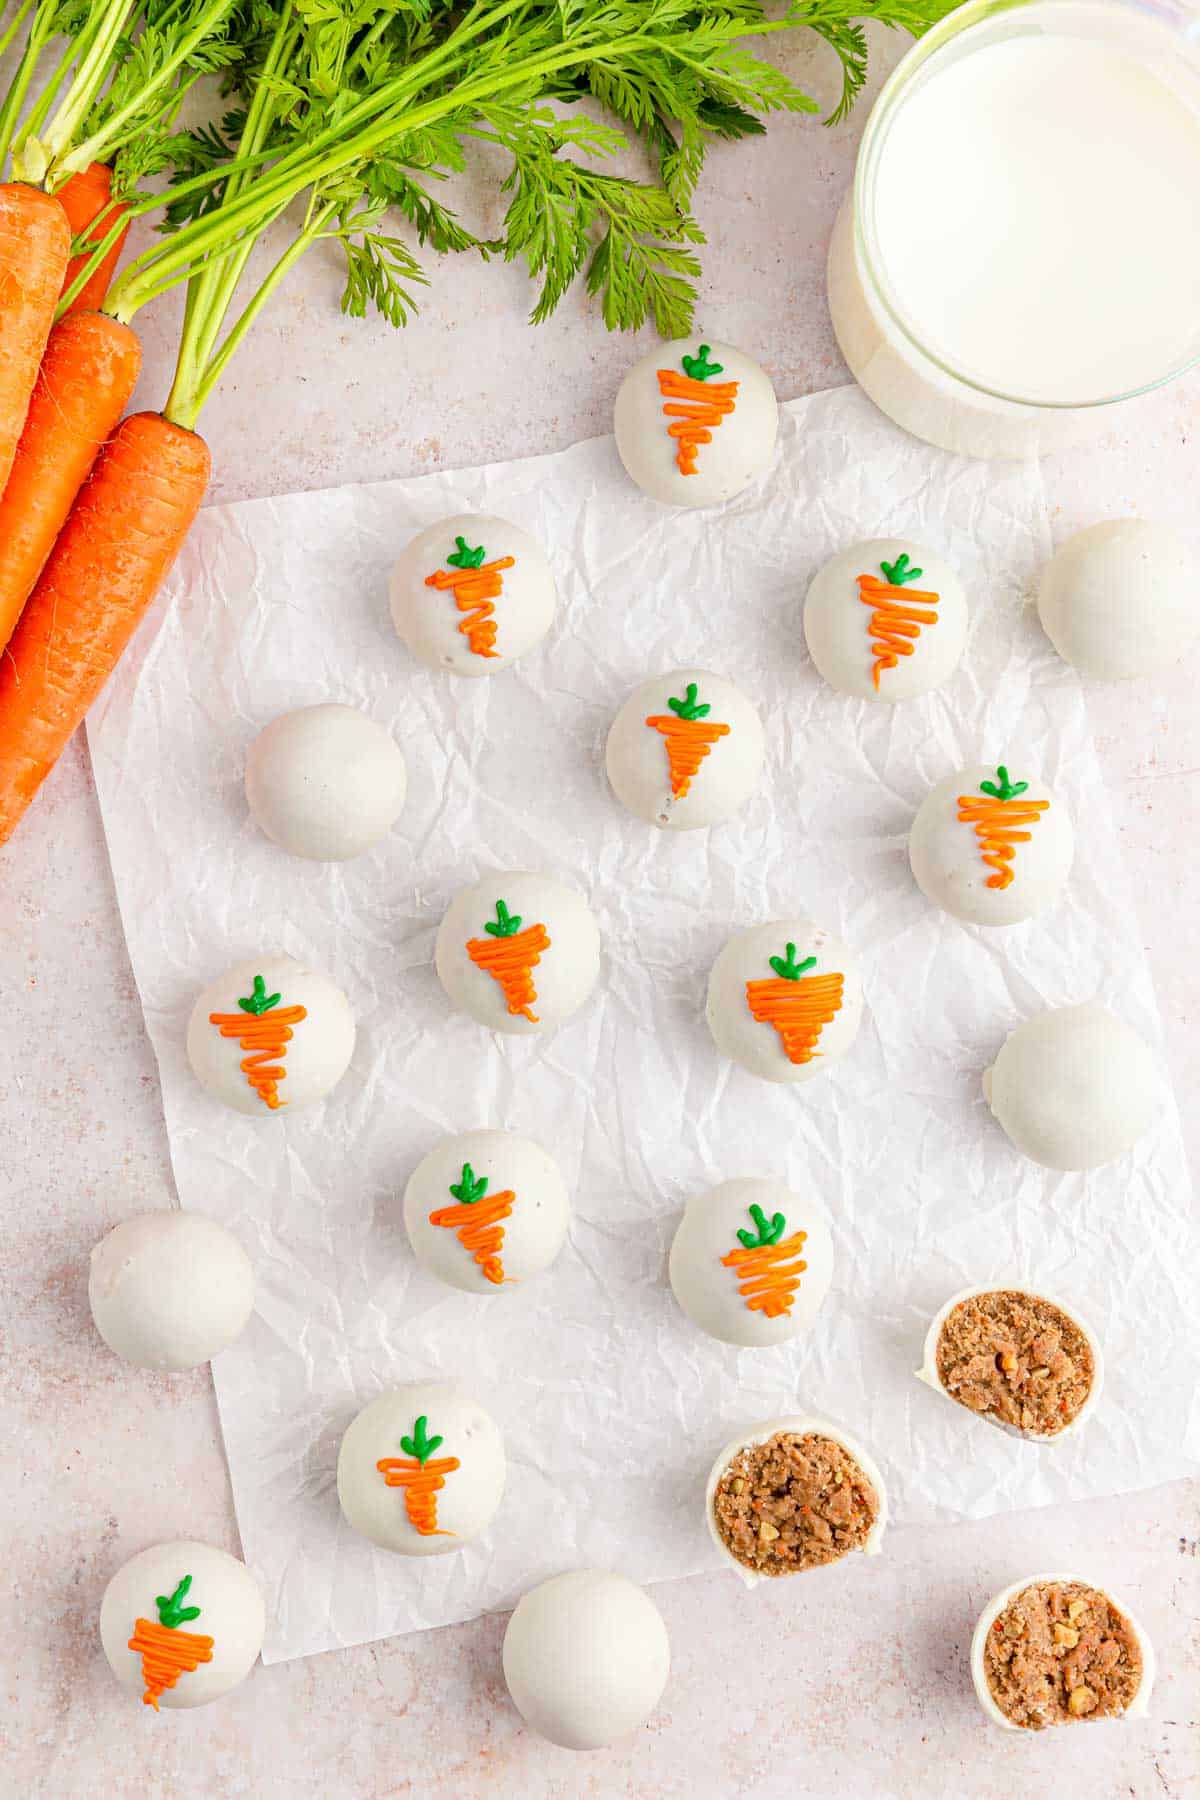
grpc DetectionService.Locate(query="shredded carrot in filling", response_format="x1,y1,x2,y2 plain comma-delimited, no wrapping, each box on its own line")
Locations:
127,1619,214,1710
856,574,940,689
745,973,844,1065
466,923,550,1023
721,1230,809,1318
645,712,730,798
425,555,515,658
376,1455,462,1535
208,1005,308,1109
957,793,1050,889
656,369,739,475
429,1189,516,1285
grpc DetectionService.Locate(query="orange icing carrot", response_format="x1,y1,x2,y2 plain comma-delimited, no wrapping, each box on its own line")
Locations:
466,898,550,1023
957,765,1049,890
857,551,939,690
429,1161,515,1285
424,534,515,659
720,1201,808,1318
745,942,843,1066
377,1415,460,1536
128,1574,214,1711
657,345,738,476
209,973,307,1110
645,680,730,798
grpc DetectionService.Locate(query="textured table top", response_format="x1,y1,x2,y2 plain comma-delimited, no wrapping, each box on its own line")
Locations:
2,29,1197,1799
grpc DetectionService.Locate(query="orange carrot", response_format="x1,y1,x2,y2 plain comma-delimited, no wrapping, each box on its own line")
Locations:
376,1414,460,1536
466,898,550,1023
424,534,514,659
0,311,142,653
0,411,210,846
645,680,730,798
957,764,1049,889
856,552,940,690
128,1574,214,1711
208,973,307,1110
657,343,738,476
0,182,71,493
429,1161,515,1284
720,1201,808,1318
57,163,130,313
745,941,844,1066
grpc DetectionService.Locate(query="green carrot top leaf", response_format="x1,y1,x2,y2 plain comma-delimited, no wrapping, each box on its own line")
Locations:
667,682,711,721
450,1162,489,1205
400,1415,444,1465
680,343,724,381
446,536,486,571
768,943,817,982
879,551,923,587
155,1575,202,1630
979,764,1029,802
483,899,523,938
238,974,281,1015
736,1201,787,1249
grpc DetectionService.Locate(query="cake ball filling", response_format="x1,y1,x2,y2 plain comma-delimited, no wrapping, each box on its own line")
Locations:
984,1580,1142,1730
711,1431,879,1575
935,1290,1094,1436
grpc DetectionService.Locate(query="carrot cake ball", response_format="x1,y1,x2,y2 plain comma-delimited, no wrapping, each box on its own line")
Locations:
245,703,407,861
918,1287,1102,1440
186,954,355,1115
669,1178,833,1348
390,513,555,676
435,871,600,1036
706,1416,887,1586
909,762,1074,926
984,1002,1161,1170
1038,518,1200,681
605,669,765,830
706,919,864,1084
89,1212,254,1372
100,1541,265,1711
337,1382,505,1557
403,1129,569,1294
804,538,968,702
613,339,778,508
973,1576,1154,1731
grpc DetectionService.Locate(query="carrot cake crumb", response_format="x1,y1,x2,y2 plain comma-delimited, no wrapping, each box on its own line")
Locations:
936,1290,1094,1436
984,1580,1142,1729
711,1431,878,1575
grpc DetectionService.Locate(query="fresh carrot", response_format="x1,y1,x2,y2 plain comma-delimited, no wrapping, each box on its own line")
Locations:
128,1573,214,1711
466,899,551,1024
656,343,738,476
745,941,844,1066
0,310,141,653
376,1415,460,1536
720,1201,808,1319
856,552,940,690
424,535,514,660
957,764,1049,890
0,181,70,492
645,680,730,798
208,973,307,1110
56,163,130,313
428,1161,516,1285
0,412,210,845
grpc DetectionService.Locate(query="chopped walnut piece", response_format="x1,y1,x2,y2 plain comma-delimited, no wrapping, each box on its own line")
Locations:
711,1431,879,1576
984,1581,1142,1730
935,1291,1095,1437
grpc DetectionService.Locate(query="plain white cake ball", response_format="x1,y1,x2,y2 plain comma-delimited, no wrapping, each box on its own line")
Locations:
337,1382,505,1556
605,669,764,830
503,1570,670,1750
100,1540,265,1711
245,704,407,861
706,920,864,1084
804,538,968,702
390,513,555,676
614,339,777,508
669,1178,834,1348
1038,519,1200,680
984,1003,1161,1171
89,1213,254,1371
435,871,600,1036
186,954,355,1116
404,1129,569,1293
909,762,1074,926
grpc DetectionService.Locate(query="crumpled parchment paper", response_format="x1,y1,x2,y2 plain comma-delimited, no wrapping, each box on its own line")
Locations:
88,384,1200,1664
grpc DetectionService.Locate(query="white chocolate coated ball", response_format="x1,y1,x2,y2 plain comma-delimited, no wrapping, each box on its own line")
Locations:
390,514,555,676
186,955,356,1116
804,538,968,702
100,1541,265,1710
613,339,777,508
669,1178,834,1347
337,1383,505,1556
605,669,764,830
706,920,864,1084
89,1213,254,1371
245,704,406,861
435,872,600,1036
502,1569,670,1750
1038,519,1200,680
403,1129,569,1294
984,1003,1161,1171
909,763,1074,926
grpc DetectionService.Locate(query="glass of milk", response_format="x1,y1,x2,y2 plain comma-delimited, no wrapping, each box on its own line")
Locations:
828,0,1200,458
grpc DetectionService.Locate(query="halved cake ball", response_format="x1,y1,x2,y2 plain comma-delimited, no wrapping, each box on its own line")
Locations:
705,1415,887,1587
918,1286,1103,1440
972,1576,1154,1730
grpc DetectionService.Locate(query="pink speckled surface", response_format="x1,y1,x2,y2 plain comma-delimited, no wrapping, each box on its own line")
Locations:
1,29,1197,1798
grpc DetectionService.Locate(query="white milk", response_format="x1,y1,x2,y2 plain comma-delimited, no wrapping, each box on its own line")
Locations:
828,0,1200,457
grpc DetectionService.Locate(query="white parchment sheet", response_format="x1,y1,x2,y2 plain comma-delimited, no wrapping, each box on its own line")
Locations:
89,385,1200,1663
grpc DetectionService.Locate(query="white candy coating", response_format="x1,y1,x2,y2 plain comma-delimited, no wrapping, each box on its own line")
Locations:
245,704,407,861
100,1540,265,1709
909,763,1074,926
916,1284,1105,1442
668,1178,833,1347
613,340,778,508
605,669,765,830
804,538,968,702
186,954,355,1115
971,1573,1155,1730
435,871,600,1036
337,1382,505,1556
1038,519,1200,681
983,1002,1161,1171
390,513,555,676
704,1415,889,1589
89,1213,254,1372
706,919,864,1084
502,1569,670,1750
403,1129,569,1293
